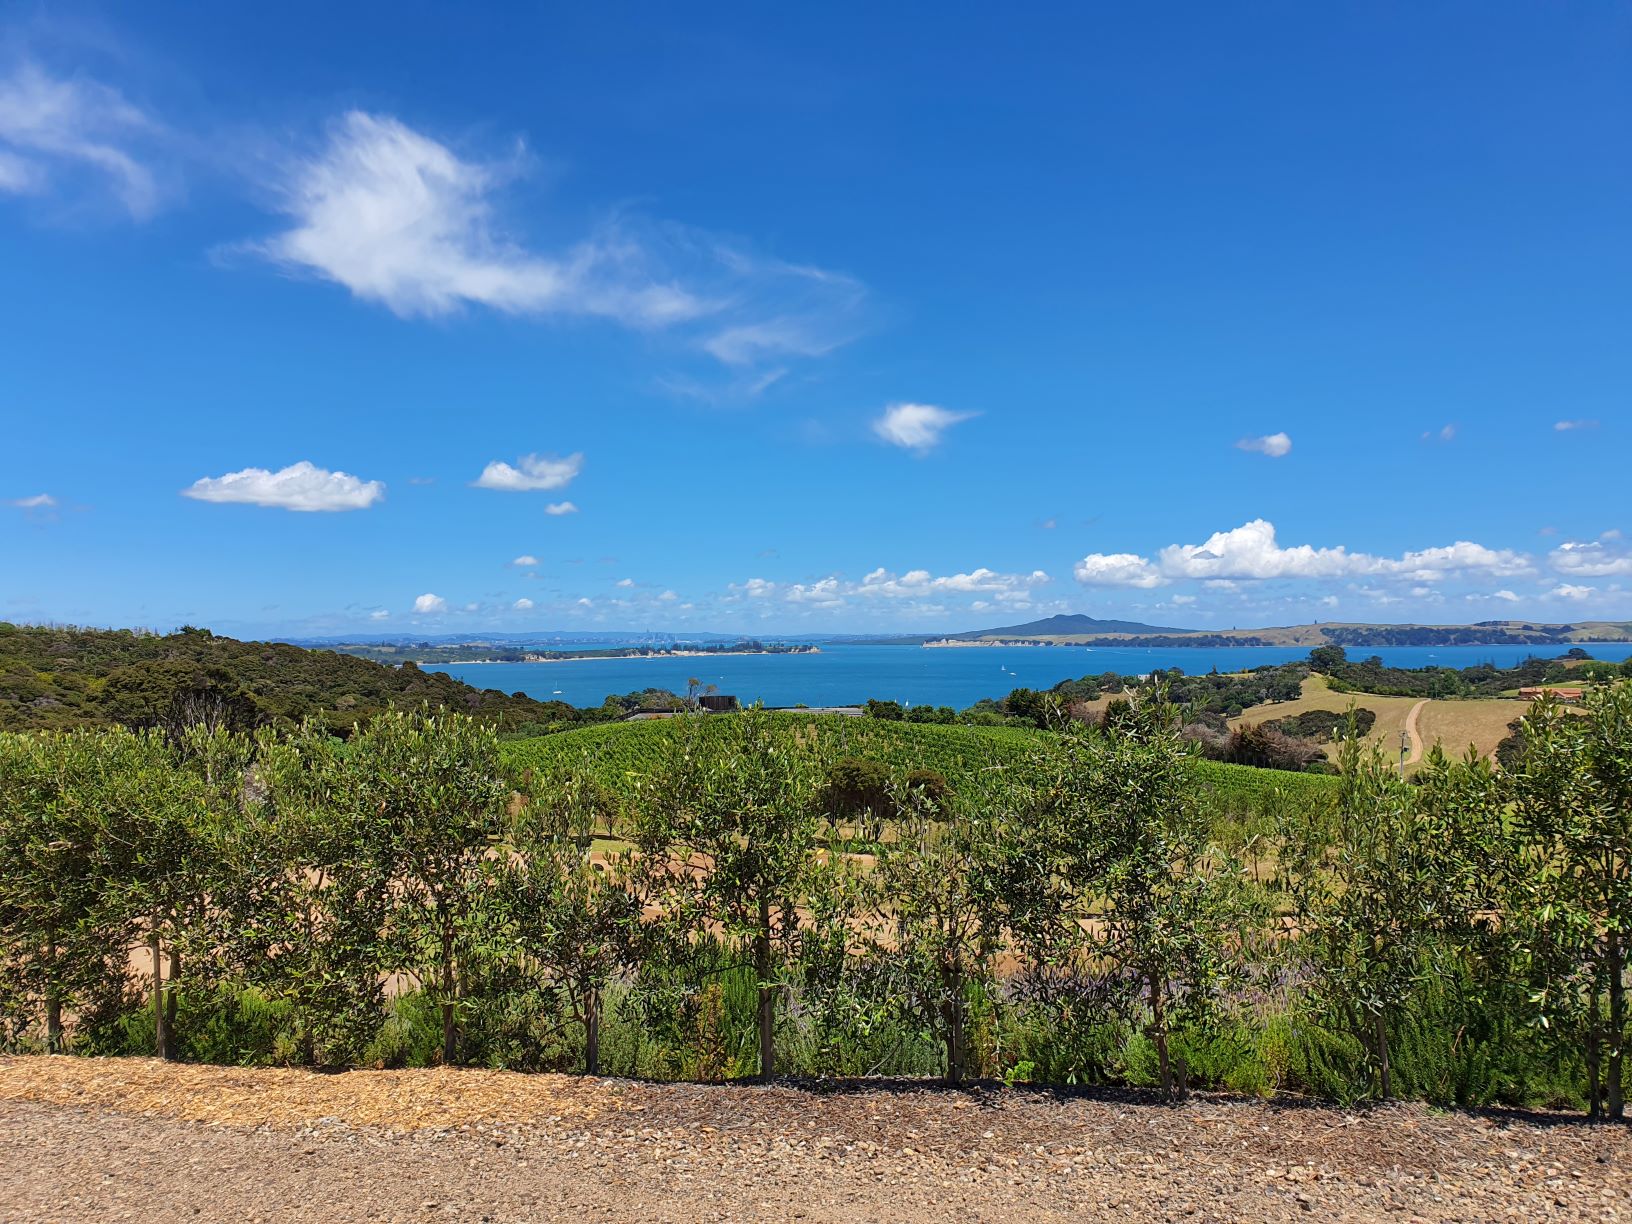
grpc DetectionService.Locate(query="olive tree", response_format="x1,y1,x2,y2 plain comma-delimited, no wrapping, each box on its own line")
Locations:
0,732,135,1051
1279,734,1445,1099
494,769,645,1075
1512,683,1632,1119
636,707,823,1080
864,782,1008,1085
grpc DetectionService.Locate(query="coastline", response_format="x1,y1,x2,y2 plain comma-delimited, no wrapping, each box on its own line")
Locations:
427,648,821,665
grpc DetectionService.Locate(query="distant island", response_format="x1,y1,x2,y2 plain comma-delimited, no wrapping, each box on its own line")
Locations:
329,639,821,665
934,614,1632,649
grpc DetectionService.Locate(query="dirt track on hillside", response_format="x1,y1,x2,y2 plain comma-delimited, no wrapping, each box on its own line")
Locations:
0,1057,1627,1222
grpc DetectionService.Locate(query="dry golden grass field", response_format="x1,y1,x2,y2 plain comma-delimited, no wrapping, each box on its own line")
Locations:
1229,676,1530,774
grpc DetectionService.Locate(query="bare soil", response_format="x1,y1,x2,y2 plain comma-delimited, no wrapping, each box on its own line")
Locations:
0,1056,1628,1222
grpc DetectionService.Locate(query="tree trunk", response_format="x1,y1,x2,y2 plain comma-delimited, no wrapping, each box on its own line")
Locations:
165,946,181,1035
150,927,168,1061
1608,930,1625,1121
584,982,601,1077
755,896,775,1081
1587,1001,1602,1121
1374,1010,1391,1100
1150,968,1172,1099
43,936,62,1054
946,980,965,1087
440,935,458,1066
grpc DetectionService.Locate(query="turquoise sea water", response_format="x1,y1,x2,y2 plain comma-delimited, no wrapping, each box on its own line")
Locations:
426,642,1632,710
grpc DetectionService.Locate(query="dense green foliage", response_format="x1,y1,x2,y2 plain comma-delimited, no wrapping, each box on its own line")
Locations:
1312,644,1629,698
4,672,1631,1118
0,622,580,735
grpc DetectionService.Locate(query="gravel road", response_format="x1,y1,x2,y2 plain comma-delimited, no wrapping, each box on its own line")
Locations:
0,1057,1626,1222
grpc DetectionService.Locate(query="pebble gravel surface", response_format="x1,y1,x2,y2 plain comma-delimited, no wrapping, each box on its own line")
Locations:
0,1057,1627,1222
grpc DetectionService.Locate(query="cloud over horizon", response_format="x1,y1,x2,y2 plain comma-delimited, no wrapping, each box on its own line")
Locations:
1074,519,1533,588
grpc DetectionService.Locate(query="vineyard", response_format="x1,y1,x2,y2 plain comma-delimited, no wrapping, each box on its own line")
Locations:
501,713,1341,813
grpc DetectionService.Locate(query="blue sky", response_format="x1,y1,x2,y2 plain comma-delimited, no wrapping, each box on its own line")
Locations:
2,3,1629,637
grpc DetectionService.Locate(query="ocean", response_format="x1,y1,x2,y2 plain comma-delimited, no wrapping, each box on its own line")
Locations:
424,641,1632,710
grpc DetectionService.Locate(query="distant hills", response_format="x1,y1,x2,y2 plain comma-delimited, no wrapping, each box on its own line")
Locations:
942,616,1632,648
0,623,577,735
945,613,1189,639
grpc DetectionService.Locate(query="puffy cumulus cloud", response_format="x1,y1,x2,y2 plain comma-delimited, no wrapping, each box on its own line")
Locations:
511,554,539,567
657,590,678,602
473,452,582,492
512,597,534,610
615,578,635,588
0,62,165,219
1074,553,1164,589
783,576,846,608
413,593,448,614
1549,584,1595,601
1235,432,1292,458
1551,539,1632,579
369,609,390,620
1074,520,1533,588
544,501,578,516
730,577,777,600
182,461,385,511
872,402,977,452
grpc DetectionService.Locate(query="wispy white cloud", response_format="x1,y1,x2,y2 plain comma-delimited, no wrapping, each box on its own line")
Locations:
544,500,578,516
182,461,385,512
511,554,539,567
250,112,704,324
0,62,164,218
1421,424,1456,443
369,608,390,620
1074,519,1532,588
513,597,534,610
872,402,977,452
243,112,867,376
473,452,582,492
1235,432,1292,458
1549,583,1595,601
1554,419,1599,431
413,593,448,614
6,493,56,509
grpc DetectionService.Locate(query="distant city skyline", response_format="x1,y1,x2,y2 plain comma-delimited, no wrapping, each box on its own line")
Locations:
3,5,1628,636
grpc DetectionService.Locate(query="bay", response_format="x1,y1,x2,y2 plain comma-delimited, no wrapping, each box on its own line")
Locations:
425,641,1632,710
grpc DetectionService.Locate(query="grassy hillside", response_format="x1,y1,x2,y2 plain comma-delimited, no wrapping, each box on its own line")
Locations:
501,713,1339,810
0,622,574,735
